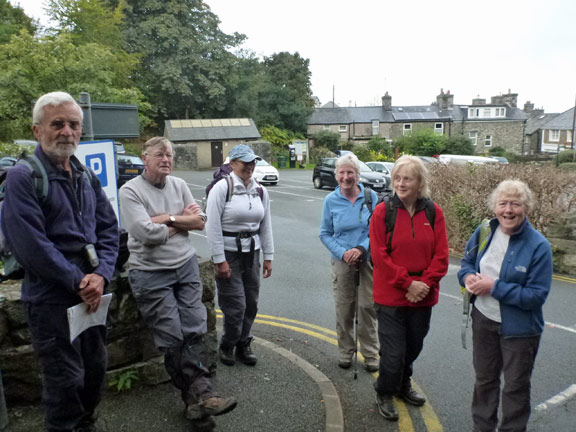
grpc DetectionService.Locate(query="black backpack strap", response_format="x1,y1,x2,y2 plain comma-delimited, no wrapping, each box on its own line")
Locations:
423,199,436,230
364,186,373,214
383,196,398,251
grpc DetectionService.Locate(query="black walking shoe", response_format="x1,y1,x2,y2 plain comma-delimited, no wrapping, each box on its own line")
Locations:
219,346,235,366
236,343,257,365
375,393,398,421
398,387,426,406
186,395,238,420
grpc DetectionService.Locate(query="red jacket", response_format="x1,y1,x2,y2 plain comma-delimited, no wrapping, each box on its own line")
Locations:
369,197,449,307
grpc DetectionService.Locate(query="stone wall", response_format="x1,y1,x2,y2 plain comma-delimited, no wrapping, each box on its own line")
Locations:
547,213,576,275
0,260,217,403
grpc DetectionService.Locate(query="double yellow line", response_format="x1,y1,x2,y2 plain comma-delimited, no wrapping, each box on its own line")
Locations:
216,311,443,432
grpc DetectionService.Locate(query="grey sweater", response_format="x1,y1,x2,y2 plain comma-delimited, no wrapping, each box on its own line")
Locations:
119,175,196,270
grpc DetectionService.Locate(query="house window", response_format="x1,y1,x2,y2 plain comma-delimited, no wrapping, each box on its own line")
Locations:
550,130,560,142
434,123,444,135
483,108,491,117
403,124,412,136
338,125,348,132
495,107,506,117
323,125,330,130
484,135,493,147
372,120,379,136
469,131,478,146
468,108,478,118
568,130,573,144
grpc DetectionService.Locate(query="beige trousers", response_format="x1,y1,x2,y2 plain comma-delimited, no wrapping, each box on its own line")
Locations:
331,259,379,363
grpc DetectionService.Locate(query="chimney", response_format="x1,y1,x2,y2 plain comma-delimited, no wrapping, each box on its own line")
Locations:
436,89,454,110
472,96,486,106
491,90,518,107
523,101,535,112
381,92,392,111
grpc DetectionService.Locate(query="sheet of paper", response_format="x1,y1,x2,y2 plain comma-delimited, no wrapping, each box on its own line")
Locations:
67,293,113,342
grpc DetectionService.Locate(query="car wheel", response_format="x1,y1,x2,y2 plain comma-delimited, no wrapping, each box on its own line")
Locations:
313,177,323,189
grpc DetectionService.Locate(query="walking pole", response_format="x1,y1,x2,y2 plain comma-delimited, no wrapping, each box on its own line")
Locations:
353,262,360,380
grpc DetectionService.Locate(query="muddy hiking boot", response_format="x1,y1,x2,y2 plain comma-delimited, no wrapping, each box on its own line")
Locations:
186,395,238,420
219,346,235,366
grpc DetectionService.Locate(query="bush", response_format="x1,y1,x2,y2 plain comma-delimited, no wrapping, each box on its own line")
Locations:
555,150,576,165
310,146,335,163
395,129,446,156
352,143,371,162
312,130,340,151
560,162,576,171
428,163,576,251
445,135,474,155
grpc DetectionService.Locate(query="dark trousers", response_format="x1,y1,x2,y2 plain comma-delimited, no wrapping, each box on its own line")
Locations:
216,250,260,349
25,302,107,432
471,307,540,432
374,305,432,396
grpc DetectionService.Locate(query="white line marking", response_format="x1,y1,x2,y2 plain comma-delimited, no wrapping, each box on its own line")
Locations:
535,384,576,411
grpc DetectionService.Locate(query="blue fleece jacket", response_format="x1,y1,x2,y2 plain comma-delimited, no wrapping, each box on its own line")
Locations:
458,218,553,338
1,147,119,305
320,184,377,261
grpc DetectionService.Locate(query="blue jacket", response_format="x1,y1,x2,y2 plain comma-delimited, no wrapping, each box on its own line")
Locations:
320,184,377,261
458,218,553,338
1,147,119,305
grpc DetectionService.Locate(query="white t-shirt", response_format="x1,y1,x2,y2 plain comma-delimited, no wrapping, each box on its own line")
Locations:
475,226,510,323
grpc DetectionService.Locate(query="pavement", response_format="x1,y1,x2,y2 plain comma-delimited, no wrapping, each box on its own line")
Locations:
4,337,340,432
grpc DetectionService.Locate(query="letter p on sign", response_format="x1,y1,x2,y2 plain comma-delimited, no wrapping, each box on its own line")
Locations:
86,153,108,187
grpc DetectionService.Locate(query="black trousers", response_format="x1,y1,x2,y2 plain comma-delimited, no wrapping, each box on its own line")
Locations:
374,304,432,396
25,302,107,432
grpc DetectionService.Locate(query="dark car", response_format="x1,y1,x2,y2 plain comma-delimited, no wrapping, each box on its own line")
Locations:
0,157,17,168
313,158,388,192
117,154,145,187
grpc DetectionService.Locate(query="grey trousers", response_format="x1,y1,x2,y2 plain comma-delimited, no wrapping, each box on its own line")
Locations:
129,256,213,403
331,259,379,363
216,250,260,349
471,307,541,432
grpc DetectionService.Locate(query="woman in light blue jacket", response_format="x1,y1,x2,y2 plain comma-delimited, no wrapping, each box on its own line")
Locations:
458,179,553,432
320,153,379,372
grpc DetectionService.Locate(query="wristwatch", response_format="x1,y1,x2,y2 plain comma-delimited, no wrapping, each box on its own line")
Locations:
167,215,176,226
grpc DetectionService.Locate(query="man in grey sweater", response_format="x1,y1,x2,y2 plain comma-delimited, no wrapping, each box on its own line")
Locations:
119,137,236,424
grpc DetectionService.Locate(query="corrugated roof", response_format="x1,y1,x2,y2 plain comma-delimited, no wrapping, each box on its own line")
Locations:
164,118,261,142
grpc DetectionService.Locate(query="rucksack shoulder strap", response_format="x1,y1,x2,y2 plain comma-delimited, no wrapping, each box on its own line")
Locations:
18,154,49,205
225,176,234,202
423,199,436,231
364,186,373,214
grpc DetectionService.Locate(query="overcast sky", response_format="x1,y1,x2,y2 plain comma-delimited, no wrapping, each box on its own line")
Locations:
12,0,576,113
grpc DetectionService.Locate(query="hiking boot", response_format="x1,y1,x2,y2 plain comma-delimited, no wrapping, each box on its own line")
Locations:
398,387,426,406
375,393,398,421
365,358,379,373
236,343,257,366
338,359,352,369
74,414,97,431
186,395,238,420
189,415,216,432
219,346,235,366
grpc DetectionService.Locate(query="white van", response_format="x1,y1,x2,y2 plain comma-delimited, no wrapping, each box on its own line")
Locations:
437,154,500,165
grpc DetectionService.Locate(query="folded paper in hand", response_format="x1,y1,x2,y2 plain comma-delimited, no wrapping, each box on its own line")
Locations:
67,293,112,342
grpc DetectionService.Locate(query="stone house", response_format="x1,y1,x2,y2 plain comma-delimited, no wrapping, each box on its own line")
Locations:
307,89,536,155
163,118,262,170
525,107,575,153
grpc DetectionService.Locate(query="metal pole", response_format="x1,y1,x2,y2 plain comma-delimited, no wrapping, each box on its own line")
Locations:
571,95,576,162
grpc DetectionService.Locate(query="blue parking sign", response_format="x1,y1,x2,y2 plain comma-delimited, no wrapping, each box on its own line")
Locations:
86,153,108,187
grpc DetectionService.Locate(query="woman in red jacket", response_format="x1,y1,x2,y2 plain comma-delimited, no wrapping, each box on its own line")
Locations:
369,155,449,422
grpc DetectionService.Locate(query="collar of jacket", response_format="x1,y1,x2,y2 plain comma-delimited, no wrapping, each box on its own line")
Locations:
489,216,530,238
390,193,430,213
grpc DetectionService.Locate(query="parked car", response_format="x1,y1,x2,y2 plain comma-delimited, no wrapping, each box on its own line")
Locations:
0,157,17,168
114,142,126,155
117,154,145,187
313,158,388,192
365,161,393,187
415,156,440,164
490,156,509,164
13,139,38,147
254,159,279,185
437,154,500,165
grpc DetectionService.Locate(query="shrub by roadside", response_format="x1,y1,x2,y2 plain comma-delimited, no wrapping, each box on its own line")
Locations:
428,163,576,252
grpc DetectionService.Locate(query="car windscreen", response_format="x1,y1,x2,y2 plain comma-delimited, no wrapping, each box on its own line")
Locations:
256,160,269,166
118,156,143,165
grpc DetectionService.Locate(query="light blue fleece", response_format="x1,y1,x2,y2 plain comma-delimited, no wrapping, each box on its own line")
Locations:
320,184,377,261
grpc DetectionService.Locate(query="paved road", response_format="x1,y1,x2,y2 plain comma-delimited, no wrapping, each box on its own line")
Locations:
177,167,576,432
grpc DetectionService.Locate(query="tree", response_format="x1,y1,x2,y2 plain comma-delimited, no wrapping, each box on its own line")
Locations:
366,136,392,157
445,134,474,155
0,0,37,43
312,130,340,152
117,0,245,125
394,129,446,156
0,31,150,140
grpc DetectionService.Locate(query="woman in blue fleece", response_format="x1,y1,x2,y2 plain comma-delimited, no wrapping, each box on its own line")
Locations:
458,180,553,432
320,153,379,372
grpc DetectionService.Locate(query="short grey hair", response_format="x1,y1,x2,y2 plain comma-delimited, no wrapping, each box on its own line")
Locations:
143,136,173,154
391,155,430,198
335,153,361,175
33,92,82,125
487,179,535,213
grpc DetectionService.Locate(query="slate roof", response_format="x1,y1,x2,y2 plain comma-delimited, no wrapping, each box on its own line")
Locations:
164,118,261,142
308,104,527,125
539,108,576,130
525,113,559,135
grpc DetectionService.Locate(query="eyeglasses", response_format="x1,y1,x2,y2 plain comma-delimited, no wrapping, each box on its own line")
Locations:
48,120,82,131
145,152,174,160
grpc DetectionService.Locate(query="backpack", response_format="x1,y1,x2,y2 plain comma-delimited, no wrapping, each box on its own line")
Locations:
202,163,263,210
0,155,97,281
381,195,436,251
